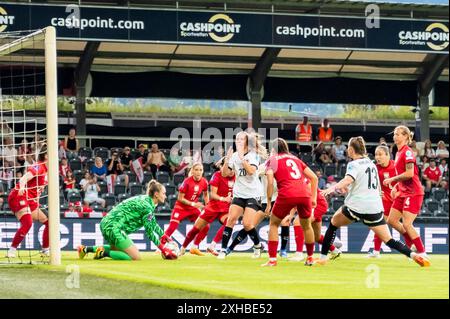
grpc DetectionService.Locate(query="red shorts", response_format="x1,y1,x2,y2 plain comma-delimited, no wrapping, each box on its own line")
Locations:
199,207,228,224
382,199,393,216
392,195,424,215
313,201,328,223
272,197,312,220
171,208,201,223
8,189,39,213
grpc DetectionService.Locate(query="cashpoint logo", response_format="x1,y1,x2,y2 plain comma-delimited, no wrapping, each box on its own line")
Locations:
0,7,15,33
399,23,449,51
180,14,241,42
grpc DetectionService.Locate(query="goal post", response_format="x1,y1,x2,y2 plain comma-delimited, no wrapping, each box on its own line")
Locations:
0,27,60,265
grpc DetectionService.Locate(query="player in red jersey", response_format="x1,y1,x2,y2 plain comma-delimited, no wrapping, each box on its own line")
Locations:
423,159,442,192
164,163,209,246
262,138,318,267
368,144,397,258
179,159,235,256
288,180,342,262
6,146,50,258
384,126,428,258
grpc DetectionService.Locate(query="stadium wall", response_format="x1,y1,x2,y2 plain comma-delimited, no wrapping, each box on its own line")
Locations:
0,217,448,254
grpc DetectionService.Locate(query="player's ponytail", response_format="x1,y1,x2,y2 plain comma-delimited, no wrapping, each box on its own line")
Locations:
349,136,367,156
147,179,163,197
395,125,413,145
270,138,289,154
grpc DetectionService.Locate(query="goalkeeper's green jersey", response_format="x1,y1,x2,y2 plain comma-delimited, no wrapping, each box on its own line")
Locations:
100,195,164,246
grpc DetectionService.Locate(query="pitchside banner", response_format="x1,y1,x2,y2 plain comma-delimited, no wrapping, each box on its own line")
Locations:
0,217,448,254
0,2,448,53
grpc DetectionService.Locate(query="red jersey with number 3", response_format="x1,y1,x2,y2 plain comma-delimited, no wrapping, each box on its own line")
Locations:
174,176,208,212
266,153,311,199
207,171,235,212
394,145,424,196
376,160,397,203
15,161,48,201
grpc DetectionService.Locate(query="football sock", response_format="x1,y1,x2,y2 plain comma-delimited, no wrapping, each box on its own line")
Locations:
11,214,33,249
194,224,210,246
293,225,304,252
374,234,382,252
280,226,289,251
321,222,338,257
221,226,233,251
229,228,247,251
386,239,412,258
247,228,261,246
182,226,200,248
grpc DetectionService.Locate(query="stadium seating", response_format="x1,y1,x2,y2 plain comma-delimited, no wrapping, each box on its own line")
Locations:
324,164,337,177
167,194,178,207
125,171,137,183
156,203,172,215
69,158,82,171
143,171,153,185
434,210,448,218
432,187,447,202
73,170,83,184
78,147,93,160
164,183,176,197
338,163,347,178
98,181,108,194
204,172,213,182
301,152,313,164
156,171,170,184
425,198,440,214
129,182,144,196
419,208,433,217
85,158,96,172
94,147,110,161
117,193,131,202
441,198,449,214
67,190,82,204
308,162,322,174
173,174,185,187
102,193,117,209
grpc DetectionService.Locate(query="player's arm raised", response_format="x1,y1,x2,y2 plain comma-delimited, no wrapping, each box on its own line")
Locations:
322,175,354,197
221,147,233,177
303,167,318,208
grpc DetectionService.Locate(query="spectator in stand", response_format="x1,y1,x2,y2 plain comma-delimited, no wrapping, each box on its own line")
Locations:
435,140,449,159
423,159,442,192
295,116,313,152
317,118,334,143
423,139,436,159
64,128,80,160
64,170,76,193
325,175,337,189
439,158,448,176
120,146,133,170
90,156,107,181
79,171,91,189
2,137,17,168
319,149,333,165
83,175,106,208
0,166,13,190
316,169,327,189
17,139,32,173
410,140,420,160
135,144,148,161
145,143,170,177
174,149,193,176
379,137,387,145
59,157,71,178
331,136,347,164
313,142,326,163
421,155,430,171
105,151,129,187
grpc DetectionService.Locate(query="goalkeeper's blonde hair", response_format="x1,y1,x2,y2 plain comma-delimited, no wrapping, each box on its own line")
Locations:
147,179,163,197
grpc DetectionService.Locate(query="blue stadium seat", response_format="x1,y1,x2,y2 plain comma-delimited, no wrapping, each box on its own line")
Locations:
173,174,185,187
79,147,93,160
324,164,337,177
156,171,170,184
98,181,108,194
164,183,176,197
440,198,449,214
118,193,131,202
114,182,127,196
143,171,153,185
102,193,117,209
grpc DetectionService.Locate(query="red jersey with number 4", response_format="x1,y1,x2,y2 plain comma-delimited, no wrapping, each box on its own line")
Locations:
376,160,397,203
174,176,208,212
207,171,235,212
266,153,311,199
15,161,48,201
394,145,424,196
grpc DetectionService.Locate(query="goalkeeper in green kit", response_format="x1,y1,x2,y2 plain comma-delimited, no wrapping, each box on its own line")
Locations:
77,180,178,260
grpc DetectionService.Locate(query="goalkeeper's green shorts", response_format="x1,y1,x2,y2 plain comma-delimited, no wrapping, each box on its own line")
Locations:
100,223,134,251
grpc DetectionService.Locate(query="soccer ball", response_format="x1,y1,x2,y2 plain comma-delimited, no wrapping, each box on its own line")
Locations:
161,241,180,260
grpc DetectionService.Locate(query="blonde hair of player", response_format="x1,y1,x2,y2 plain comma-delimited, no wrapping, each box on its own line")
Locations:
188,162,204,180
236,131,268,160
393,125,414,148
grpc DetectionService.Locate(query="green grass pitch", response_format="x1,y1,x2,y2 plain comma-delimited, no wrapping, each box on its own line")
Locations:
0,252,448,299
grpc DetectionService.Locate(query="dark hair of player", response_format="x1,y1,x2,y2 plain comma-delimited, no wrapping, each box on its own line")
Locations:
349,136,367,156
38,145,47,162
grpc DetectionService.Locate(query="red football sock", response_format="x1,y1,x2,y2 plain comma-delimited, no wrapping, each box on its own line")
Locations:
268,240,278,259
305,242,315,257
164,220,179,237
182,226,200,248
402,232,413,248
11,214,33,249
374,233,382,252
412,236,425,254
42,221,49,249
319,234,336,251
213,224,225,243
293,225,304,253
194,224,210,246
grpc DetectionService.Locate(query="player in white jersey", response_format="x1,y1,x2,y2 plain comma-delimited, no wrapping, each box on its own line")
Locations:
225,162,278,255
218,131,268,259
317,136,430,267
